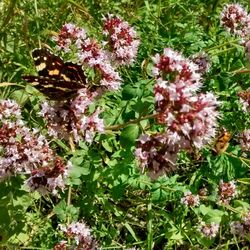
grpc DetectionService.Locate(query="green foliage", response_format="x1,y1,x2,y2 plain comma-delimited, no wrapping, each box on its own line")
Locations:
1,0,250,249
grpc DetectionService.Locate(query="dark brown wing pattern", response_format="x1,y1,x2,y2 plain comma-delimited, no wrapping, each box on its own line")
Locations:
23,48,87,100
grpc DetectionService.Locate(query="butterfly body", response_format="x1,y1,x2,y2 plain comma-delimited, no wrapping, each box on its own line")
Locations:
213,129,232,154
23,48,86,100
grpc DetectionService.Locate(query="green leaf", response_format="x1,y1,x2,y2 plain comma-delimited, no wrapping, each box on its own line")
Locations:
122,84,142,100
151,187,168,202
71,156,84,165
233,200,250,210
110,183,126,200
54,200,79,222
120,124,140,147
10,89,29,104
102,140,113,153
198,205,225,223
53,200,67,221
124,222,139,241
132,99,154,114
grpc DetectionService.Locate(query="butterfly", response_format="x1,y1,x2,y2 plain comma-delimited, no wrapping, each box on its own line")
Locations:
22,48,87,100
238,90,250,102
213,128,232,154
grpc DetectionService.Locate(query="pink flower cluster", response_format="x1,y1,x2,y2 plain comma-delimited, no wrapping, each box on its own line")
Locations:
0,100,53,177
135,134,179,179
181,191,200,207
221,4,250,65
238,90,250,112
238,129,250,151
53,23,86,52
199,222,220,238
221,4,250,38
55,23,121,91
26,158,70,195
46,18,139,143
103,14,140,65
152,48,201,89
77,37,121,91
218,180,237,204
231,211,250,237
40,90,104,143
56,221,98,249
0,99,21,120
153,49,219,149
136,48,219,178
0,99,68,194
54,17,139,91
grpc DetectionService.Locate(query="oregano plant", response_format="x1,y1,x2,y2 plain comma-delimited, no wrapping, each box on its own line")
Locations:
0,1,250,249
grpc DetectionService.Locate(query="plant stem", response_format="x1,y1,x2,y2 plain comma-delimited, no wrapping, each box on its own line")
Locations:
232,69,250,75
67,136,75,224
34,0,41,48
147,199,153,250
205,40,242,52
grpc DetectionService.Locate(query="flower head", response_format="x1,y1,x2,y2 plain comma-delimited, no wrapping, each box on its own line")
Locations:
53,23,87,52
53,22,122,92
221,4,250,38
72,108,105,143
152,49,219,150
238,129,250,151
238,90,250,112
0,99,21,121
231,211,250,237
26,159,70,195
103,14,140,65
135,133,179,179
218,180,237,204
152,48,202,90
39,92,104,144
0,119,54,179
54,241,67,250
155,81,219,149
135,48,220,179
181,191,200,207
199,222,220,238
59,221,98,249
77,38,122,91
0,99,69,195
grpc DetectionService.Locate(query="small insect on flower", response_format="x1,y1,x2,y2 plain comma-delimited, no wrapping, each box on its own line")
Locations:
213,128,232,154
238,89,250,101
190,52,211,75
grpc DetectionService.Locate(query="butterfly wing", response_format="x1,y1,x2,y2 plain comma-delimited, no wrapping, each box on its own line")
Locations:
61,62,87,84
23,76,83,100
214,129,232,154
23,48,86,100
32,48,64,78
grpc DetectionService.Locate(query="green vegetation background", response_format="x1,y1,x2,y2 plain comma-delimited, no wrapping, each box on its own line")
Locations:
1,0,250,249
